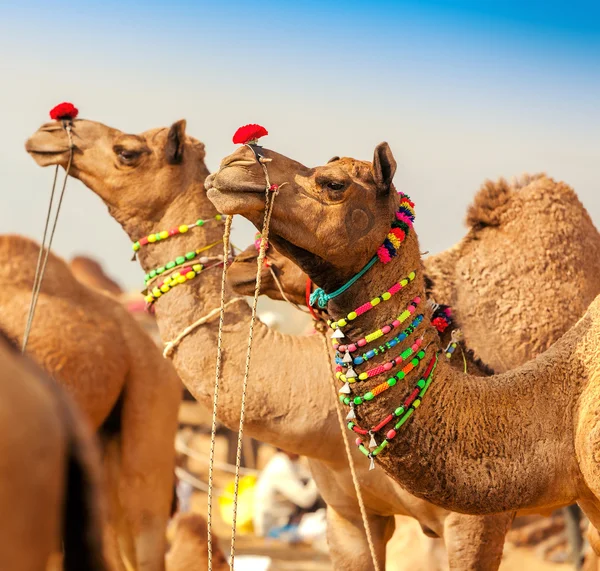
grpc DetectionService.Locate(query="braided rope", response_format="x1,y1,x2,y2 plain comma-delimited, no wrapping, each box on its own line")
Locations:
207,215,234,570
22,121,74,352
319,329,381,571
229,184,277,567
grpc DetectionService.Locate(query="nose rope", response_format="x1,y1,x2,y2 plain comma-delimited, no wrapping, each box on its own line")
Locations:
206,147,279,571
22,120,74,352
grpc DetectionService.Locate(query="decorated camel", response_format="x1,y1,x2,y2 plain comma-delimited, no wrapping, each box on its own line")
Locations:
0,328,106,571
27,116,519,571
0,235,181,571
227,171,600,377
206,138,600,556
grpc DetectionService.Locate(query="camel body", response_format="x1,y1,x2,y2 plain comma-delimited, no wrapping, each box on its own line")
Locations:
0,330,105,571
206,141,600,555
26,118,597,570
0,234,181,571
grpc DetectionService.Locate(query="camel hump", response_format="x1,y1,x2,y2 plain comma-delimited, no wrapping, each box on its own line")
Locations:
465,173,550,230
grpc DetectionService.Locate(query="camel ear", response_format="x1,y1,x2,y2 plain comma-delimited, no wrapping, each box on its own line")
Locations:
165,119,187,165
327,156,340,164
372,142,397,194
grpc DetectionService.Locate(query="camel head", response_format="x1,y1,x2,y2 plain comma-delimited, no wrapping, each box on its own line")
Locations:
25,118,210,226
207,143,401,290
227,242,310,306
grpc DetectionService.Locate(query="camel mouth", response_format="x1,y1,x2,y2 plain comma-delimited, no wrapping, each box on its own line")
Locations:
206,186,267,216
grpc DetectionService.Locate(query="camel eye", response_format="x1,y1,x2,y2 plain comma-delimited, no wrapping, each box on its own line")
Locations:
326,181,345,191
116,148,142,164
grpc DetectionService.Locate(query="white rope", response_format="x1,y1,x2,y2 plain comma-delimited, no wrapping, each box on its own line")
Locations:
207,215,235,571
175,467,222,495
163,297,245,359
318,328,381,571
229,183,277,568
22,122,74,352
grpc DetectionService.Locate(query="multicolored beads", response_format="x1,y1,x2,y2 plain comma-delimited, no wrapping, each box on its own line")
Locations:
352,354,438,463
339,349,427,406
328,271,416,330
337,337,423,383
334,297,421,353
144,263,210,304
132,215,223,252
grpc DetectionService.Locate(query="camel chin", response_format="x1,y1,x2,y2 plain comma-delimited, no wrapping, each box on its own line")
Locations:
206,187,265,216
26,150,69,168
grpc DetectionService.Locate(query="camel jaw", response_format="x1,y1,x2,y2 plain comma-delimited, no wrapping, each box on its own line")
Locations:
206,186,267,217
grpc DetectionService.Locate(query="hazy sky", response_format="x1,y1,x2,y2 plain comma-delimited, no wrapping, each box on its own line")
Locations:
1,0,598,290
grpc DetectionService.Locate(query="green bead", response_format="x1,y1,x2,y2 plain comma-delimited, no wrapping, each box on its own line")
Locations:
394,407,405,417
374,440,389,455
411,358,419,367
347,422,355,430
339,395,345,402
149,270,157,278
144,274,150,282
196,219,204,226
156,267,165,274
364,392,374,401
358,445,370,457
185,251,195,260
166,261,176,269
417,350,425,359
388,378,397,387
343,397,351,406
417,379,426,389
397,371,405,380
175,256,186,265
155,233,162,241
354,397,363,405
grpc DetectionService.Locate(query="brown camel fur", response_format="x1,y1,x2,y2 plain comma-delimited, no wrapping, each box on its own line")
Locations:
26,117,518,571
70,255,125,296
166,514,229,571
0,235,181,571
0,329,106,571
206,141,600,555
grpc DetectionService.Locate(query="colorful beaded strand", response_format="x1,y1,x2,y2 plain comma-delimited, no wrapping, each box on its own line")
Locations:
339,348,427,407
337,337,423,384
132,215,223,252
328,270,416,330
334,297,421,353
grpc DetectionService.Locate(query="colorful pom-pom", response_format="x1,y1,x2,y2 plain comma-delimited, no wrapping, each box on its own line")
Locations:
49,102,79,121
233,124,268,145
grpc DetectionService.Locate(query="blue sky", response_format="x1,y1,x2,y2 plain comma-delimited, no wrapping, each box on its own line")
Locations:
1,0,598,289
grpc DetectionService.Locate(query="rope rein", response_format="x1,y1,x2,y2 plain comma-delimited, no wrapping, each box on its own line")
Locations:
22,121,74,353
207,215,234,570
318,328,381,571
229,172,278,567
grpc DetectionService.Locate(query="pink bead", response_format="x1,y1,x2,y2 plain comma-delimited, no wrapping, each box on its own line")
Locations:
333,343,340,350
338,345,347,352
392,320,401,328
414,297,421,304
358,339,367,347
384,362,393,371
348,344,357,352
386,429,397,439
408,306,415,314
355,438,362,446
412,343,418,351
381,325,391,334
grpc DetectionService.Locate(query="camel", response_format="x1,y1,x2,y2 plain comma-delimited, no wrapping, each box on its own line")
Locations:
206,140,600,557
0,328,106,571
227,172,600,377
26,117,517,571
0,235,181,571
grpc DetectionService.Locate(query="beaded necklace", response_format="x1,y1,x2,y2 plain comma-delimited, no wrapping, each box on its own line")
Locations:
333,296,421,353
328,271,416,330
132,215,223,252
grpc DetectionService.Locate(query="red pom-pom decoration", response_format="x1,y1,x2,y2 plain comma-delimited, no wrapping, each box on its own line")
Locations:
232,124,268,145
49,102,79,121
432,316,450,334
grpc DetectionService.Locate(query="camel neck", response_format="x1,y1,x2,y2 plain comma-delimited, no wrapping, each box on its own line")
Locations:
105,179,343,461
315,219,584,513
